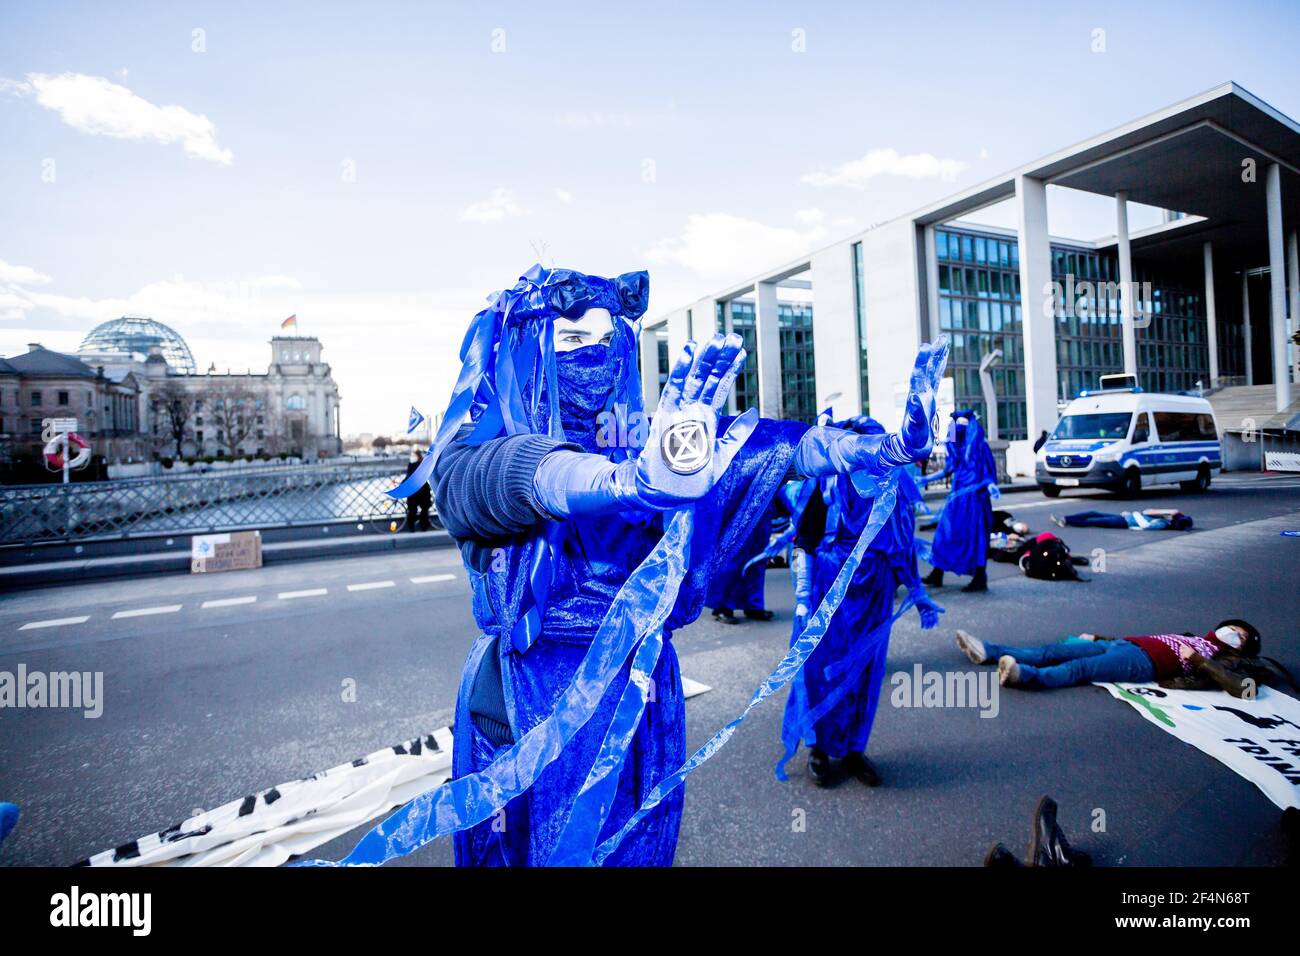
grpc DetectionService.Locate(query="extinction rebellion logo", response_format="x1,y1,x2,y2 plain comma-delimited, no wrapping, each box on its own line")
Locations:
660,419,711,475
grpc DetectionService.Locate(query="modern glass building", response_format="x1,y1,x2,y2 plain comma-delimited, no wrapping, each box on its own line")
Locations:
79,316,198,374
646,84,1300,454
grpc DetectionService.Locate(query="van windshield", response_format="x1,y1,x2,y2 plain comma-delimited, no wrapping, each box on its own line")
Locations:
1052,412,1132,441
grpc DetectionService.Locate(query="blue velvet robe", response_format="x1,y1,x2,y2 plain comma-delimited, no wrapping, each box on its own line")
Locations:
784,474,920,758
705,505,773,612
452,417,806,866
927,418,997,576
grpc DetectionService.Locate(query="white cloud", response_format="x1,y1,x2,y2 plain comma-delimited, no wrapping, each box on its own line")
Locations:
553,188,575,204
459,187,526,223
802,147,966,188
646,212,825,281
0,258,53,287
5,72,233,164
795,207,825,225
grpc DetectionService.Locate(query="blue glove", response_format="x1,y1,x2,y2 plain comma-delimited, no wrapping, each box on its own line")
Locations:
793,337,950,480
908,586,944,630
790,547,812,633
987,483,1001,500
534,333,755,516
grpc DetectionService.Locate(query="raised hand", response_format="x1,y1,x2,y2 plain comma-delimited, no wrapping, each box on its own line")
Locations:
894,334,951,464
627,332,754,509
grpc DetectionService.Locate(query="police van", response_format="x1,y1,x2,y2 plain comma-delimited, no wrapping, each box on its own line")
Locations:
1036,375,1222,498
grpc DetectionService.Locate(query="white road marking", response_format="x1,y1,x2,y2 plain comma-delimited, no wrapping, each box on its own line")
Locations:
410,574,456,584
201,596,257,609
112,604,182,619
19,615,90,631
278,588,328,600
347,580,395,592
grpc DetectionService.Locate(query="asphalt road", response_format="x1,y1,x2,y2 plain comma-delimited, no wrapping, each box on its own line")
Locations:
1,472,1297,867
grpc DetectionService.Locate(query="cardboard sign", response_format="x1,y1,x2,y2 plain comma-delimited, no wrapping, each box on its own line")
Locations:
191,531,262,574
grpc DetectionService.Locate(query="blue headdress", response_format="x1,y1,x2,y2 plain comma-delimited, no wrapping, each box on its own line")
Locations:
389,263,649,500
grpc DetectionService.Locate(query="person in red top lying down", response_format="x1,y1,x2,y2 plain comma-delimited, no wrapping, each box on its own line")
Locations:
952,620,1273,694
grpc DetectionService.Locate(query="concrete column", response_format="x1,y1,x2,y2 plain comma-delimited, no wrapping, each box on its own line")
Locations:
1203,241,1219,385
638,323,662,408
1288,230,1300,386
809,242,861,422
923,224,941,341
1014,174,1059,438
721,300,737,414
1265,163,1290,412
1242,272,1254,385
754,280,783,419
1115,190,1138,378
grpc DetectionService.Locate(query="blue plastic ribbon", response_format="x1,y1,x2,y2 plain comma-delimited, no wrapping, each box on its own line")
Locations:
293,507,694,867
589,473,900,865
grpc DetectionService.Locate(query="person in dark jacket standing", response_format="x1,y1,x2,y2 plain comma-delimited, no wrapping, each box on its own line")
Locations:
404,450,433,531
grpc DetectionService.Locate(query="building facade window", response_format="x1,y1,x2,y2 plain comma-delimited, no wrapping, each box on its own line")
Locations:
778,301,817,423
58,390,69,405
30,390,41,406
852,241,868,415
286,394,306,411
720,301,759,412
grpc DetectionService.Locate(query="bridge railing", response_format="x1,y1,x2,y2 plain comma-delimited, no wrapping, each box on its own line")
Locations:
0,460,416,545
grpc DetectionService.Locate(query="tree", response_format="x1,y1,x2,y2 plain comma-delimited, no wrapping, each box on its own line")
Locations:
372,435,391,452
208,383,259,456
155,381,195,458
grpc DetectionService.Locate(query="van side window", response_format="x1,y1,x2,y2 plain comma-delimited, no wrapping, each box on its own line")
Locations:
1153,411,1206,442
1131,412,1151,443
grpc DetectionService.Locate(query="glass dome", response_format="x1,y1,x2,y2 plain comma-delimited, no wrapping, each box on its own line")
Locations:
79,316,197,374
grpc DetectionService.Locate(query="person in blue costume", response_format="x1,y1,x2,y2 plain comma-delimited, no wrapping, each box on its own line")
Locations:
707,501,777,624
780,416,944,787
922,409,998,593
302,265,949,868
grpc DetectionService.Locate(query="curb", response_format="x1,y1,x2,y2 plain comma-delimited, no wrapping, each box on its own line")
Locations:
0,530,455,592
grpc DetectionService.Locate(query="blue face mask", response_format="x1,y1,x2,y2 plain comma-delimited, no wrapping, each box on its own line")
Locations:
555,344,622,453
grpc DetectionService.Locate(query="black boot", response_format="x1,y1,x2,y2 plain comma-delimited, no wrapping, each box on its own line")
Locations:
808,748,831,787
984,843,1024,868
842,751,882,787
923,568,944,587
961,566,988,593
1026,795,1090,866
711,608,738,625
743,608,775,621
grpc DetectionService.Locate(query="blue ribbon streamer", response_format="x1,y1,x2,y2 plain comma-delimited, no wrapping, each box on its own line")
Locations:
588,473,900,865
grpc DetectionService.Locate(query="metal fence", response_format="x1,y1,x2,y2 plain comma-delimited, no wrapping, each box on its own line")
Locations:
0,460,415,545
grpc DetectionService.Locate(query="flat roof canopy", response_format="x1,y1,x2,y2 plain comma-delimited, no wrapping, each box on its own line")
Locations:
916,83,1300,272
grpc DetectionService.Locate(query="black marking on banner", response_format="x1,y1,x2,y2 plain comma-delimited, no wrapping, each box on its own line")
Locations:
352,757,368,768
392,743,407,755
410,737,422,755
72,858,90,867
160,822,213,844
426,734,440,752
238,795,257,817
264,787,282,805
114,841,141,862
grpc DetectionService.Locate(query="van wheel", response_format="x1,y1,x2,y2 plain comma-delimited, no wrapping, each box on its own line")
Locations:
1116,469,1142,498
1042,485,1061,498
1181,466,1211,493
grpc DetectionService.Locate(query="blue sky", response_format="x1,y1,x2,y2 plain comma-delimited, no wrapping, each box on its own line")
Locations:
2,0,1298,433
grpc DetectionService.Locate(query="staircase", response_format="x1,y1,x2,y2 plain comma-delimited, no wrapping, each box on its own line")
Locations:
1207,385,1300,434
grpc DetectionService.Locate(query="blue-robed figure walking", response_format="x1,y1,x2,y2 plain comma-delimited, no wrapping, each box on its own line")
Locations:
779,417,943,787
922,409,998,593
299,265,949,868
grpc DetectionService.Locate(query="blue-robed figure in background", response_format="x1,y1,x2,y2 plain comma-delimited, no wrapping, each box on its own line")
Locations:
922,409,998,593
706,501,777,624
779,417,944,787
298,265,949,868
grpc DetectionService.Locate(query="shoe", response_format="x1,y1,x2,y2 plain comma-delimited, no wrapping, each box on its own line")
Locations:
808,748,831,787
1026,795,1088,866
842,751,882,787
743,608,775,621
1050,514,1065,528
984,842,1023,868
997,655,1021,686
962,568,988,593
923,568,944,587
712,608,738,625
955,629,989,664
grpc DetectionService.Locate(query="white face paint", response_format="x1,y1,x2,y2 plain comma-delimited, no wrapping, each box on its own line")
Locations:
1215,625,1246,649
553,307,615,353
